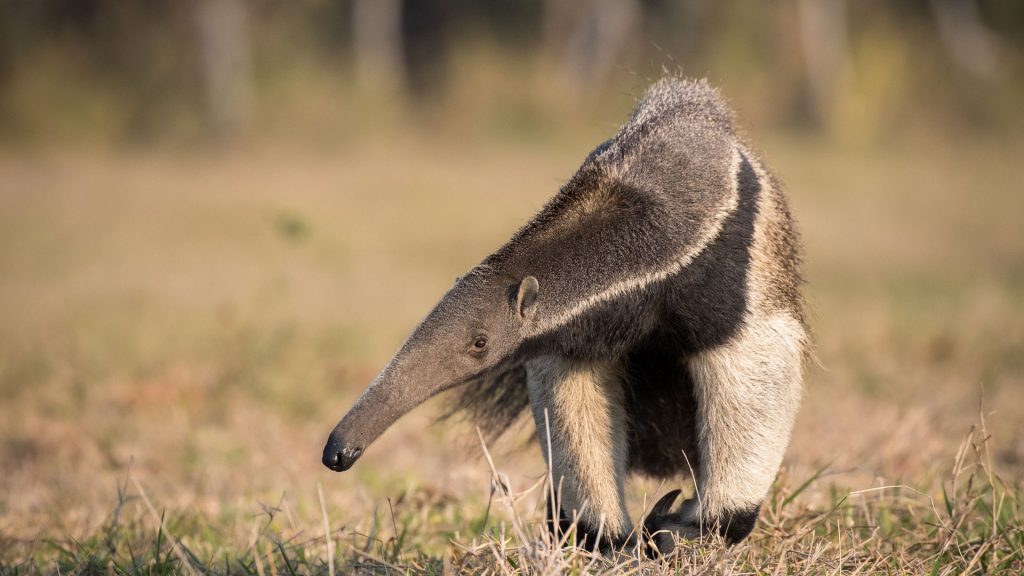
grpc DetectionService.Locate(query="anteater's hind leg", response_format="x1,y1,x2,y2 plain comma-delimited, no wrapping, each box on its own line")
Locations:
643,313,805,552
526,356,631,551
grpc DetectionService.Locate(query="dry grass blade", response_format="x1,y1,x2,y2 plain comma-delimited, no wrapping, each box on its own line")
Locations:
249,522,267,576
262,540,278,576
317,482,335,576
129,476,200,576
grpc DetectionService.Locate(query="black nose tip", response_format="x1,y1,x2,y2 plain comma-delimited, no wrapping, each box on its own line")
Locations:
322,449,341,468
322,443,363,472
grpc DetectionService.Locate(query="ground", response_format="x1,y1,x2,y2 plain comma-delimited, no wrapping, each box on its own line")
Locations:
0,134,1022,574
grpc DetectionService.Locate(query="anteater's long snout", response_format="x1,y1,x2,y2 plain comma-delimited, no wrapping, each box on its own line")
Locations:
320,372,401,472
322,432,363,472
321,337,460,473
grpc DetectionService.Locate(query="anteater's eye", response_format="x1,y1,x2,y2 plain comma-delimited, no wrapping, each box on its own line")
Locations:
473,336,488,350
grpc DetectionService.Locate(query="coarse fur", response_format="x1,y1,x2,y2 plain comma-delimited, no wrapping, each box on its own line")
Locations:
526,357,632,538
324,76,807,554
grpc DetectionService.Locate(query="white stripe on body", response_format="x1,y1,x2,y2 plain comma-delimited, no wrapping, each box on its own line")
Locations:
530,145,745,336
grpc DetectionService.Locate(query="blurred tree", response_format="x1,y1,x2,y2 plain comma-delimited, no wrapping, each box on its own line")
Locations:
930,0,1001,82
0,0,203,142
796,0,849,128
351,0,451,102
195,0,253,142
402,0,451,100
0,0,1021,144
544,0,642,95
352,0,405,96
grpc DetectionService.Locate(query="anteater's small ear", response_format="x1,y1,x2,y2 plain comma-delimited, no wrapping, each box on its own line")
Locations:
516,276,539,322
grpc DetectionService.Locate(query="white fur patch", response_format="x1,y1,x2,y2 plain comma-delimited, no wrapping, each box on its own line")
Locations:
688,312,805,517
526,357,632,537
739,146,783,316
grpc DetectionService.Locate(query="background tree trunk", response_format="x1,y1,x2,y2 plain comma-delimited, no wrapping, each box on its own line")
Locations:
796,0,848,128
544,0,642,96
352,0,405,96
929,0,1000,82
195,0,253,142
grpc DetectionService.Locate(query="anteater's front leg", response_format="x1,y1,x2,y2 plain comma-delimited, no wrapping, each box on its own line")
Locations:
643,313,805,552
526,357,631,551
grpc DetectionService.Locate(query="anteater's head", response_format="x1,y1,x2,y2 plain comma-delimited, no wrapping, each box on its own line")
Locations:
322,272,539,471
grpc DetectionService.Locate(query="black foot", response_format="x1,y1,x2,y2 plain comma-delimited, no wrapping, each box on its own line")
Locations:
640,490,701,555
545,496,622,552
640,490,762,555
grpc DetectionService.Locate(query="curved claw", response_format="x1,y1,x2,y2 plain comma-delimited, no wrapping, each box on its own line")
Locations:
648,489,682,518
641,489,697,557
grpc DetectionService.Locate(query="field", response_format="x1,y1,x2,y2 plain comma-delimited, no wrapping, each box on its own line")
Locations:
1,130,1022,574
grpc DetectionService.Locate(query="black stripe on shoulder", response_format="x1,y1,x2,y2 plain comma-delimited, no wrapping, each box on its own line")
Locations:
667,149,761,352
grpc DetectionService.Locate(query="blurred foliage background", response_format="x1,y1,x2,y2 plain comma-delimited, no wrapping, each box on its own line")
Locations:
1,0,1023,147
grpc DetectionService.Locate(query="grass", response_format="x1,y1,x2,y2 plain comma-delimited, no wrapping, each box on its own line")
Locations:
0,131,1022,574
1,419,1019,574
